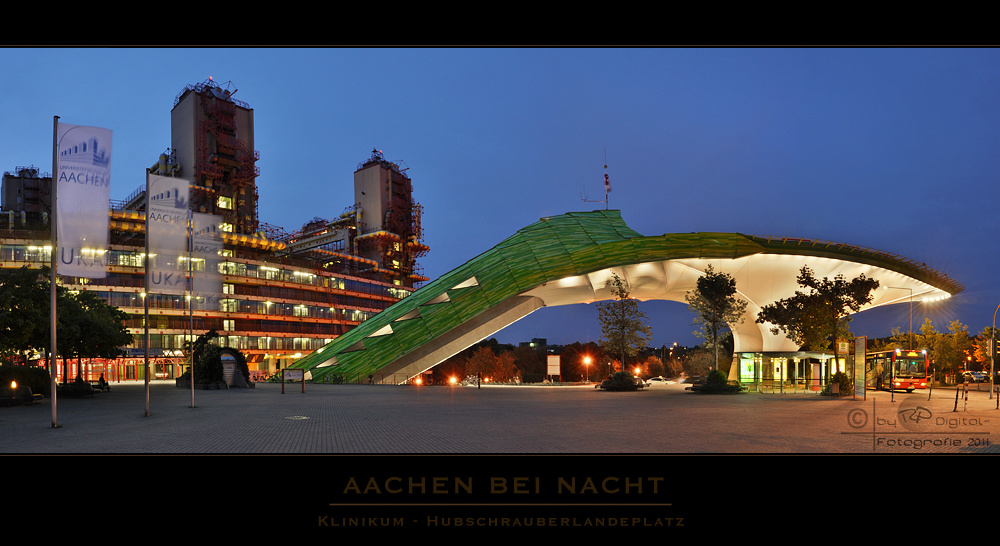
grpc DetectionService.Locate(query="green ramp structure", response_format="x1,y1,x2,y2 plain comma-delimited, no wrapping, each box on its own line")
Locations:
290,210,963,384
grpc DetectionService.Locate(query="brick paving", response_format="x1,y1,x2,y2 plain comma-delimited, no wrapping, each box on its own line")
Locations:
1,380,998,454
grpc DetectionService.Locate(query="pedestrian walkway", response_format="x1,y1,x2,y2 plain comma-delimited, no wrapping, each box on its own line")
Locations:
1,380,997,453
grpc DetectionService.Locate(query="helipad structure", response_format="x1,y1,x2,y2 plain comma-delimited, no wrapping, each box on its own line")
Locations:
290,210,962,387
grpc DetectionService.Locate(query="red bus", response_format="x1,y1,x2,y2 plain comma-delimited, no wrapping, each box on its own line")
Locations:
866,349,930,393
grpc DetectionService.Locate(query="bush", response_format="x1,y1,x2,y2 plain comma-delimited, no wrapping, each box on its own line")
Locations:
0,364,51,396
521,372,545,384
825,371,853,396
705,369,728,386
685,369,746,394
603,370,640,392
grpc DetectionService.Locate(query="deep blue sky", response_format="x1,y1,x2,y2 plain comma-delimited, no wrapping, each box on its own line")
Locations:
2,48,997,348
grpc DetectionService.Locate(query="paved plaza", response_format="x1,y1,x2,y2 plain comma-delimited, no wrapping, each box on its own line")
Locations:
2,380,997,454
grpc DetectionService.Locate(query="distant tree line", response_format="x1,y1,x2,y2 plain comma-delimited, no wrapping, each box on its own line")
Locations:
430,335,713,384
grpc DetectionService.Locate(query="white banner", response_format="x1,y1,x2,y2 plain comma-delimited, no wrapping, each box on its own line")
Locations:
191,212,223,311
146,174,190,295
56,123,111,278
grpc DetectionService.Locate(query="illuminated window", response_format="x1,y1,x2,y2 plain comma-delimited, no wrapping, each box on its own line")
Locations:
217,196,233,210
220,223,234,232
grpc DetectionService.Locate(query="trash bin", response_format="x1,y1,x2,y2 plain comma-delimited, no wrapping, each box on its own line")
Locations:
831,382,840,396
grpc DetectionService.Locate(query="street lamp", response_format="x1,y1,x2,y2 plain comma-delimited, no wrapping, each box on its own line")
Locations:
887,286,913,350
991,302,999,399
583,356,592,383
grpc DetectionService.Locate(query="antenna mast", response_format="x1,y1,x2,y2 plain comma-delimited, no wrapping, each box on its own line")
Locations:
580,148,611,209
603,149,611,210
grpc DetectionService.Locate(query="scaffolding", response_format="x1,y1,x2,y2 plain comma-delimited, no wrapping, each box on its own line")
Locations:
188,79,260,235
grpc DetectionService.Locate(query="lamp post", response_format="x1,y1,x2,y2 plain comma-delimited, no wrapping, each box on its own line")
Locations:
991,302,999,399
888,286,914,350
583,356,592,383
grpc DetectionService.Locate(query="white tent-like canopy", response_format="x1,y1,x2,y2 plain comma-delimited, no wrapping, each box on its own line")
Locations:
521,253,952,354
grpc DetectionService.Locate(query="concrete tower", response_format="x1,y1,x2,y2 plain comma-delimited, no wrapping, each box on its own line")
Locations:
168,79,259,235
353,149,427,286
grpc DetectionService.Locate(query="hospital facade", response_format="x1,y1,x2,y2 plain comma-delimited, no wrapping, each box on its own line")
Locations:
1,80,427,382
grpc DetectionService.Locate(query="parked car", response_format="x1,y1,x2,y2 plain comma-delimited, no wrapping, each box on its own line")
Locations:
963,371,986,383
645,376,675,387
596,375,647,390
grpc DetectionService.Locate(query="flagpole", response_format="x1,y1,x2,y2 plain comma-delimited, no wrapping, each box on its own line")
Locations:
144,170,151,416
189,209,195,408
49,116,60,428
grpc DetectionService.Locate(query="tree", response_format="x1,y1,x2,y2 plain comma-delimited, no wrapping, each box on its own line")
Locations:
67,291,132,360
0,267,132,380
464,345,520,383
918,318,944,377
915,318,973,381
597,273,653,373
641,355,664,378
949,320,973,373
663,356,684,378
756,265,880,376
0,266,50,361
512,344,544,376
55,291,131,382
927,320,970,378
560,341,602,381
683,348,717,377
974,327,998,373
684,265,748,373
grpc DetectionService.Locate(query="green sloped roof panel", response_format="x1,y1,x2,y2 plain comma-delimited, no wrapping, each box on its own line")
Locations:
473,251,521,304
447,286,491,323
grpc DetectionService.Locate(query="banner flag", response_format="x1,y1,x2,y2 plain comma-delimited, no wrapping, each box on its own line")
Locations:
146,175,190,295
56,123,111,278
191,212,223,311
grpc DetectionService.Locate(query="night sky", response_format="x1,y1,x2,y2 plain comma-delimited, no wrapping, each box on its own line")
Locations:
2,48,997,348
